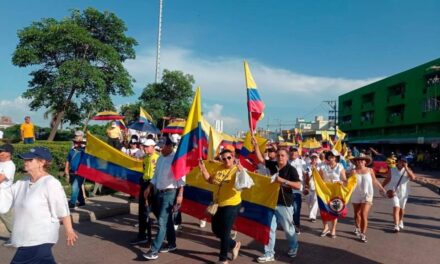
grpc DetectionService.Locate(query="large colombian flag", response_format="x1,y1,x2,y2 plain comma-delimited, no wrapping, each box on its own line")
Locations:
313,168,357,221
244,61,265,132
181,161,279,245
172,87,208,180
77,132,143,197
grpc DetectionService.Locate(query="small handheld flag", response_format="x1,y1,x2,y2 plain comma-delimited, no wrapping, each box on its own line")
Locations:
244,61,265,133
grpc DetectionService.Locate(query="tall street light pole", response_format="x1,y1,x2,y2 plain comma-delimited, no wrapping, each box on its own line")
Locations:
155,0,163,83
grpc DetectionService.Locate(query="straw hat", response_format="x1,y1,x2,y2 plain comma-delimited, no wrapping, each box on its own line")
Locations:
349,155,372,166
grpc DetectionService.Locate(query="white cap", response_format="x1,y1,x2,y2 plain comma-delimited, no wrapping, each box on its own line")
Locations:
310,153,319,158
142,139,156,146
74,130,84,137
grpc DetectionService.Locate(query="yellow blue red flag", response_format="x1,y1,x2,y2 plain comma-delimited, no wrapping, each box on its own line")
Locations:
239,132,268,171
77,132,143,196
140,107,154,123
181,161,279,245
313,168,357,221
172,87,208,179
244,61,265,132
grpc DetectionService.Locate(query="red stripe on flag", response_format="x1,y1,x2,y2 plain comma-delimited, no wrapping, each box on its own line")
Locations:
77,164,140,197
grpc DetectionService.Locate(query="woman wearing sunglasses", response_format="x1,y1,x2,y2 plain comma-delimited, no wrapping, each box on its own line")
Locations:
199,148,243,264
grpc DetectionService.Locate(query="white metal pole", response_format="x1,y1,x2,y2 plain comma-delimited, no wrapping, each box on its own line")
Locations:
155,0,163,83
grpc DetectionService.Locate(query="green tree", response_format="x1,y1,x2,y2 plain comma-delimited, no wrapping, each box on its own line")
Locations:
139,69,195,121
120,102,142,125
12,8,137,141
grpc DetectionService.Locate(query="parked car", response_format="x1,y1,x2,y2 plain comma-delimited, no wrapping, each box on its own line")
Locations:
372,155,389,177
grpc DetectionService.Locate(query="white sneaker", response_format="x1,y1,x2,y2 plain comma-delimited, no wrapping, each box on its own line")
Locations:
174,225,179,231
399,220,404,229
354,227,361,238
257,255,275,263
199,220,206,228
393,225,400,233
360,233,368,243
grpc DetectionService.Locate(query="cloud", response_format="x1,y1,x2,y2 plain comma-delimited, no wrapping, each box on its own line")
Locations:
124,46,382,133
0,97,48,127
203,103,241,133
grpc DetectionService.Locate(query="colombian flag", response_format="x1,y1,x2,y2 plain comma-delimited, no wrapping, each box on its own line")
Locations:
172,87,208,180
244,61,265,132
313,168,357,221
181,161,279,245
239,132,268,172
77,132,143,197
140,107,154,123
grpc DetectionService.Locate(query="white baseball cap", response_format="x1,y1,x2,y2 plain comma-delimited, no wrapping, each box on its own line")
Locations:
142,139,156,147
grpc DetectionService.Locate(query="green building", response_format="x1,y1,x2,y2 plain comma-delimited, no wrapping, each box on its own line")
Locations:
339,58,440,145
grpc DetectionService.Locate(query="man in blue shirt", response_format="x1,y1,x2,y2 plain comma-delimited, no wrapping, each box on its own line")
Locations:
65,138,86,209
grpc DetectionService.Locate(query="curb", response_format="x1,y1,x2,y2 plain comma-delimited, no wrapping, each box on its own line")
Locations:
0,194,138,233
70,194,138,224
414,176,440,195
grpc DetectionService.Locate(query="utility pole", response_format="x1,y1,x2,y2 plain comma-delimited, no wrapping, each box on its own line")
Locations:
155,0,164,83
324,100,338,136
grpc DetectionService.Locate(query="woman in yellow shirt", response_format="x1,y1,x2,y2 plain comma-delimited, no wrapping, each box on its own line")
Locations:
199,149,242,264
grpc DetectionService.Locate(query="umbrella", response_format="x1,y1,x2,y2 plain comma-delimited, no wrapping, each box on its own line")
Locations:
301,138,323,153
92,111,124,121
129,121,161,134
162,120,186,134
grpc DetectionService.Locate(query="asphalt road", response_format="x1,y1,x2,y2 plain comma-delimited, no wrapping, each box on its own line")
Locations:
1,181,439,264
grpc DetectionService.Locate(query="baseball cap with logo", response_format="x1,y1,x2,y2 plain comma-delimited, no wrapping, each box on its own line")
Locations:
18,147,53,161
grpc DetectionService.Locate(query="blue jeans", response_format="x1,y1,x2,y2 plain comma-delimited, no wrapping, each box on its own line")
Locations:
292,193,302,226
12,243,55,264
23,138,34,144
70,174,85,205
264,205,299,257
151,189,177,253
211,204,241,261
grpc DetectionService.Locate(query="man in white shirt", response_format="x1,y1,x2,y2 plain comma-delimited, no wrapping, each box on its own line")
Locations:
0,144,16,246
142,137,185,260
289,147,305,234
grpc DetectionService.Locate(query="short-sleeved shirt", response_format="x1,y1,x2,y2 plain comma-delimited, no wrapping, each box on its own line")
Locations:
20,122,34,138
211,166,241,207
0,160,16,189
143,152,160,180
67,148,84,173
265,160,300,206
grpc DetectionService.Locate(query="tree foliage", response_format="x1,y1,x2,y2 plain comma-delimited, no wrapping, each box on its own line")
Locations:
138,69,195,120
12,8,137,140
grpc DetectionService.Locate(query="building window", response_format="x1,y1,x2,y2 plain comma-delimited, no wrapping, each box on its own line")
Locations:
387,105,404,122
361,92,375,108
387,83,405,100
341,115,352,125
422,96,440,112
342,100,352,112
361,111,374,123
425,71,440,87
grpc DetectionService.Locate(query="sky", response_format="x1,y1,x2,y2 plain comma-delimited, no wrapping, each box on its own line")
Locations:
1,0,439,134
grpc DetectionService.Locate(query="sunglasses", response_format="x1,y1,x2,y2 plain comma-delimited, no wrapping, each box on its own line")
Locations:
222,156,233,161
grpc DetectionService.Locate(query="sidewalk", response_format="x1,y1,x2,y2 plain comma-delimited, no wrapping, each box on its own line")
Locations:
0,194,136,233
413,169,440,195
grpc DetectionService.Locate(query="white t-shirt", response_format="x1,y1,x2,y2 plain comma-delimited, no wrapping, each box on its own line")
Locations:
0,175,70,247
121,147,144,159
290,158,306,193
0,160,16,189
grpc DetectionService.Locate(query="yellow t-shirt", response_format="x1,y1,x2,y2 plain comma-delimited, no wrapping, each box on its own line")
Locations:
20,123,34,138
212,166,242,207
107,127,121,139
143,152,160,180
